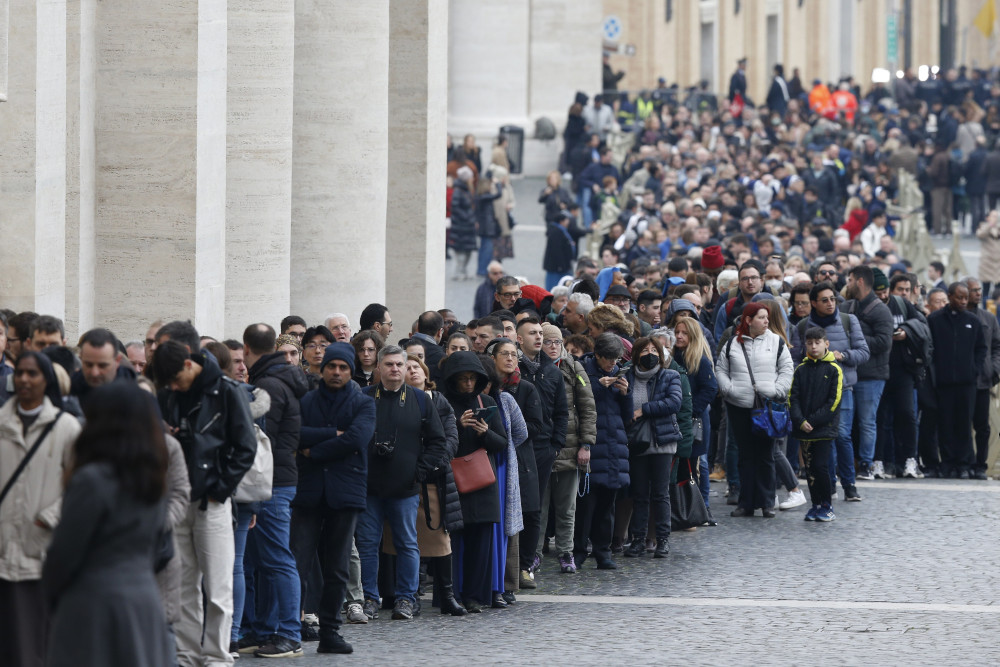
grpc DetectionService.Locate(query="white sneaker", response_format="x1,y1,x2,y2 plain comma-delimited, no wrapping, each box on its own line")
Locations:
779,489,807,510
302,613,319,627
831,491,839,500
872,461,886,479
902,458,924,479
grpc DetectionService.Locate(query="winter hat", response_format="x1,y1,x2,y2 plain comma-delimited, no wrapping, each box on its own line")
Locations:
275,334,302,354
321,342,356,374
701,245,724,270
605,284,632,299
541,324,563,342
872,268,890,291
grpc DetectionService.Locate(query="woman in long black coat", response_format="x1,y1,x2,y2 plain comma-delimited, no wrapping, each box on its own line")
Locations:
439,352,508,613
450,169,477,280
42,384,174,667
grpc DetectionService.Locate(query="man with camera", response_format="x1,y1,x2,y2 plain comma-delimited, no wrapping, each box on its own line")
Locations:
357,345,448,621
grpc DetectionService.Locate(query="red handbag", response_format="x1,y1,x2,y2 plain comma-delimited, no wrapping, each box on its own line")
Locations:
450,396,497,494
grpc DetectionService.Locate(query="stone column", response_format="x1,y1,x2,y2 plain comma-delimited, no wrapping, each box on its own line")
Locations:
448,0,529,135
291,0,390,327
226,0,294,338
94,0,227,338
64,0,96,339
0,0,67,316
385,0,448,331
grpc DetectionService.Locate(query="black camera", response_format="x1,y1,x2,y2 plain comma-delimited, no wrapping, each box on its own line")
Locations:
373,439,395,459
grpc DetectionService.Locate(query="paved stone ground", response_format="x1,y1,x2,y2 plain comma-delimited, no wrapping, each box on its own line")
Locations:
299,479,1000,665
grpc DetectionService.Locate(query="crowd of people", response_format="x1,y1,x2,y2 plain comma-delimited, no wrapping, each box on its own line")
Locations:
2,57,1000,667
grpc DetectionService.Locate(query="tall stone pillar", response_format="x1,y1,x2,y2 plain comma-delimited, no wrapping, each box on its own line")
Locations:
291,0,390,327
94,0,227,338
226,0,294,338
0,0,67,316
448,0,529,135
386,0,448,331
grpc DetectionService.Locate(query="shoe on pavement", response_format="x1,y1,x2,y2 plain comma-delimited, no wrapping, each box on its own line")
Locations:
237,636,262,654
902,458,923,479
762,508,776,518
730,507,753,517
519,569,536,589
726,484,740,505
254,636,304,658
362,598,380,620
596,559,618,570
872,460,886,479
973,470,988,480
345,602,368,624
653,539,669,558
844,485,862,502
300,624,320,642
558,552,577,573
856,462,874,481
804,505,819,521
709,465,726,482
814,504,836,522
624,539,646,558
229,642,241,659
502,591,517,605
391,598,414,620
831,491,839,500
958,469,971,480
779,489,807,510
302,613,319,627
316,631,353,655
923,467,940,478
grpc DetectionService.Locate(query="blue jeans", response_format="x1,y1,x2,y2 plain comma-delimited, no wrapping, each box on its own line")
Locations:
249,486,301,642
853,380,886,465
231,503,255,642
356,494,420,603
578,188,594,227
830,388,856,488
477,237,494,276
545,271,564,291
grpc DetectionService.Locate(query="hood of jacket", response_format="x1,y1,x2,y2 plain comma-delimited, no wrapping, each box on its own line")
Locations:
440,352,490,404
249,352,310,399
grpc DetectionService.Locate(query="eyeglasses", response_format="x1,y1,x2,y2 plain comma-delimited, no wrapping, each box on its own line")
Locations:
543,340,562,347
739,275,761,283
817,270,837,276
495,350,518,359
500,291,521,298
379,321,393,328
304,342,329,351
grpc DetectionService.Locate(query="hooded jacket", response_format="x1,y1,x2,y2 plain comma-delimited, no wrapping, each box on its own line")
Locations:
440,352,508,525
296,380,374,511
716,330,794,409
552,354,597,473
248,352,310,487
159,351,258,505
789,350,844,441
518,350,569,456
843,291,894,381
581,354,632,489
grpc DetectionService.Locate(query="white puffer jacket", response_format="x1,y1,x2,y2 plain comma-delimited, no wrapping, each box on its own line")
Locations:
716,330,794,409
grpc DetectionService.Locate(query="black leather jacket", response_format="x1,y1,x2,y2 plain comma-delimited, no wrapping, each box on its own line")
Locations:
159,351,257,505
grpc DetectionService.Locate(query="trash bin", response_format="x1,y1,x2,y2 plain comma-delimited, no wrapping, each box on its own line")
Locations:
499,125,523,175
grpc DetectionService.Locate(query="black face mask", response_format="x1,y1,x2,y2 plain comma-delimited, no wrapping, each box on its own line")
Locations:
639,354,660,370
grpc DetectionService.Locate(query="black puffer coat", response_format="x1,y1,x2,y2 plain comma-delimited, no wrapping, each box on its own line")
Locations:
429,390,463,532
248,352,310,487
449,180,477,252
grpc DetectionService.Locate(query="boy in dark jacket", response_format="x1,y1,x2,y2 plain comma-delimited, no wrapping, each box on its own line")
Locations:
789,328,844,522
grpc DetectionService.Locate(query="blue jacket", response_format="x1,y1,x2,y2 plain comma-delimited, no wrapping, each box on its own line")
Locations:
295,381,375,511
790,310,869,388
626,367,682,453
674,353,717,416
578,162,621,192
582,355,631,489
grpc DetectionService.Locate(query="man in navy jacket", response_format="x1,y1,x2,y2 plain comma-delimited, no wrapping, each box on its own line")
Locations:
291,343,375,655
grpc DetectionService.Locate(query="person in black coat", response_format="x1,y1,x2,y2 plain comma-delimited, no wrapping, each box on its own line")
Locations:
439,352,508,612
927,283,987,478
543,211,578,290
789,329,843,519
292,343,375,654
449,169,477,280
766,64,790,117
965,136,989,228
575,334,631,571
728,58,747,103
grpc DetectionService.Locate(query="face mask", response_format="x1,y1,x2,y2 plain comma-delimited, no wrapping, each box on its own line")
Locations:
639,353,660,370
766,279,784,293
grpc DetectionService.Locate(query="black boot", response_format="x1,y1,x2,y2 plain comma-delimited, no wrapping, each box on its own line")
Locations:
435,555,467,617
624,537,646,558
653,539,669,558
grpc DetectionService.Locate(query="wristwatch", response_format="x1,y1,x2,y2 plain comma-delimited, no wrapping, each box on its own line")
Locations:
581,444,591,451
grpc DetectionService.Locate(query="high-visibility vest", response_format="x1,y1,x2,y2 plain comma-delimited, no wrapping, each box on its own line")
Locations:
637,97,655,120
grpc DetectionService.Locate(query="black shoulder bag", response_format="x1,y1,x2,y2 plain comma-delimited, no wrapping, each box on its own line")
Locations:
0,411,64,509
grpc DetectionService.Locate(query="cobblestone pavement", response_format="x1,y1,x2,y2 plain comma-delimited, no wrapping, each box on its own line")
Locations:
300,479,1000,665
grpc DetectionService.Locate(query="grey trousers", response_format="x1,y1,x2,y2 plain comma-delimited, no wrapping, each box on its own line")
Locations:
537,468,579,556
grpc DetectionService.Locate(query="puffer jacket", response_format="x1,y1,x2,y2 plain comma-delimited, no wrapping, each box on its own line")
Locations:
157,433,191,624
248,352,310,487
843,292,894,381
552,354,597,473
716,330,794,408
790,311,869,388
581,355,631,489
670,360,694,459
0,397,80,581
625,365,682,456
789,350,844,441
428,390,462,533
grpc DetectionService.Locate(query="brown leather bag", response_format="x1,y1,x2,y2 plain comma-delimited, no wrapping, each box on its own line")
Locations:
450,396,497,494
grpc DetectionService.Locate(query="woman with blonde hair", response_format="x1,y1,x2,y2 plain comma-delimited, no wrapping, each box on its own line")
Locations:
672,318,718,517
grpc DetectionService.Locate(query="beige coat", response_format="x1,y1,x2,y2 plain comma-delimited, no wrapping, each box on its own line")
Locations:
0,397,80,581
156,433,191,623
977,221,1000,284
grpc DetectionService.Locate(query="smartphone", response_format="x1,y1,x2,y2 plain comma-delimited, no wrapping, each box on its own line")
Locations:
612,362,632,380
473,405,497,422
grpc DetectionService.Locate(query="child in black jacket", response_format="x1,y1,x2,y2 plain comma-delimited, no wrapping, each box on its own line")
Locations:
789,327,844,522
